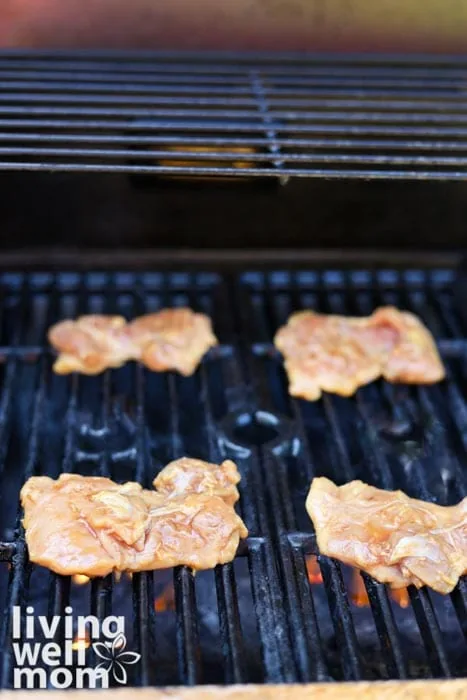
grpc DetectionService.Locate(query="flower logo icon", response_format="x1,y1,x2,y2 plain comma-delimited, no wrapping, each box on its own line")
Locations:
92,634,141,684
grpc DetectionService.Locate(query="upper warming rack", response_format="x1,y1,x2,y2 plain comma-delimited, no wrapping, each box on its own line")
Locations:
1,51,467,179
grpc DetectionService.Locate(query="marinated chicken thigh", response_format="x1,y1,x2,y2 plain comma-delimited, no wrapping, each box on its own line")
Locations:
21,459,247,577
126,308,218,376
306,477,467,594
48,308,217,376
274,306,444,401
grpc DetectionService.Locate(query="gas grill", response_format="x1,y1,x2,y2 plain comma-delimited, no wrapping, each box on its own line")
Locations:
0,51,466,697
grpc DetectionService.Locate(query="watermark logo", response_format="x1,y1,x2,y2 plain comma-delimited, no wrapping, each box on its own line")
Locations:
93,633,140,684
12,606,141,689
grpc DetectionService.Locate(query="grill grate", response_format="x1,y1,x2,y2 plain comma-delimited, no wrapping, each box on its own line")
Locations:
0,263,465,688
2,52,467,178
239,266,467,681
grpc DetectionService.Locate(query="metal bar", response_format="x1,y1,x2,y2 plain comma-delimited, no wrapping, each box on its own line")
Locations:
6,93,467,115
284,543,329,681
0,93,261,106
450,579,467,646
7,117,467,139
48,575,71,646
320,396,357,484
362,576,408,679
0,72,464,91
133,573,153,686
318,557,363,680
5,105,467,124
174,566,202,685
442,363,467,465
409,588,452,677
132,572,152,686
5,132,467,153
97,372,112,478
1,81,467,103
6,90,467,113
214,564,248,683
90,576,112,622
134,363,150,485
2,78,467,100
2,161,467,180
10,147,467,168
0,75,254,90
246,542,285,683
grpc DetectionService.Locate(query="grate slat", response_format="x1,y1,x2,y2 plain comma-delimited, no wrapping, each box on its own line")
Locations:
132,572,153,686
214,564,247,684
408,588,452,677
362,577,408,679
174,566,202,685
318,558,363,680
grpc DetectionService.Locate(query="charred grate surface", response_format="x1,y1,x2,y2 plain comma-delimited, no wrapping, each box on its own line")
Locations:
0,265,466,688
2,52,467,179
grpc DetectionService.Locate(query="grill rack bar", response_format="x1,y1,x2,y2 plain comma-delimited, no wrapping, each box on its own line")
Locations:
1,52,467,179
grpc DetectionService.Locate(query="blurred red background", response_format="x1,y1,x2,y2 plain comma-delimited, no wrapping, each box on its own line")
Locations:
2,0,467,52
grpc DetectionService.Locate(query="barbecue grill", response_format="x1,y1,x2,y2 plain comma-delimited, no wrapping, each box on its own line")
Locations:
0,50,466,698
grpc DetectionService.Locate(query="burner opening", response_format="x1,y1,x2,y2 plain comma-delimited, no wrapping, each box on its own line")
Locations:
232,412,280,447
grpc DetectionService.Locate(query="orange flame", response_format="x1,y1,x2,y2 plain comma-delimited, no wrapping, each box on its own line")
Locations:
390,587,410,608
72,631,90,651
305,555,323,585
72,575,90,586
350,569,370,607
350,569,409,608
154,582,176,612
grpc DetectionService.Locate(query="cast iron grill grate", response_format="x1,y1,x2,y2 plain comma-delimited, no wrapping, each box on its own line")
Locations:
0,264,465,688
238,267,467,681
2,52,467,178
